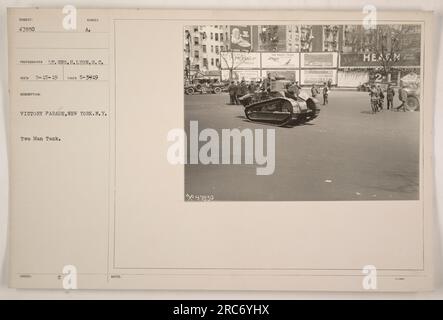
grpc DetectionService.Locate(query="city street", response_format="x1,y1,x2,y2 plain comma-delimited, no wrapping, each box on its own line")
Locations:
184,90,420,201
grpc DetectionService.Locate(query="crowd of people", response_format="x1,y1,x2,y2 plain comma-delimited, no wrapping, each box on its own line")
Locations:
369,83,409,112
225,75,411,113
227,79,256,105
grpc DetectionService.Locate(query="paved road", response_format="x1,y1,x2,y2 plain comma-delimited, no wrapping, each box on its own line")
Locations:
184,90,420,201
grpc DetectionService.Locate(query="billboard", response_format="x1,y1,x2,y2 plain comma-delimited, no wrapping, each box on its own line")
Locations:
300,69,337,85
219,52,338,83
265,70,298,82
221,69,261,81
254,25,287,52
220,52,260,69
230,25,252,51
339,52,420,68
261,52,300,69
301,52,338,68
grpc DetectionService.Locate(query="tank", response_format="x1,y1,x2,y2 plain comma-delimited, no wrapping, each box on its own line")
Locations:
238,80,321,126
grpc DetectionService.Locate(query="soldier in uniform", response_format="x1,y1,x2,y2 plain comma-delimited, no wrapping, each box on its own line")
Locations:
262,72,273,92
377,84,385,110
386,84,395,110
322,82,329,105
369,84,379,112
286,81,301,100
227,81,237,105
238,80,249,101
311,84,319,98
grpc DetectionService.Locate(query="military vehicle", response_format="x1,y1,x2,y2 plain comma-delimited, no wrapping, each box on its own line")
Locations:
238,79,321,126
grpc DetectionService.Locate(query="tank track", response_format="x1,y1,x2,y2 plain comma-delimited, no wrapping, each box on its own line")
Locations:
244,97,294,126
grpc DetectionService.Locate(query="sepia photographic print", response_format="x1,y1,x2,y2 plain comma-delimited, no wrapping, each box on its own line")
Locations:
184,23,422,201
6,8,435,292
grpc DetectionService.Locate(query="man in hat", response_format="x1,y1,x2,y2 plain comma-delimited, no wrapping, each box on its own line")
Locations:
311,84,320,98
377,84,384,111
386,84,395,110
227,81,237,105
322,82,329,105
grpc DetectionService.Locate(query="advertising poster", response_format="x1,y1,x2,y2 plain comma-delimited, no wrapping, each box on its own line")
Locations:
300,69,336,85
266,70,298,82
261,52,300,69
301,52,338,68
222,69,261,81
339,52,421,68
220,51,260,69
230,25,252,51
254,25,287,52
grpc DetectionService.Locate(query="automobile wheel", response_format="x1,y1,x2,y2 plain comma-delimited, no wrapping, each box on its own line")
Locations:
213,87,222,94
185,87,195,95
406,96,420,111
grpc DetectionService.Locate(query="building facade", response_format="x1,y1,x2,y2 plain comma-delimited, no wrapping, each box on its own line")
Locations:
184,25,230,80
184,24,421,86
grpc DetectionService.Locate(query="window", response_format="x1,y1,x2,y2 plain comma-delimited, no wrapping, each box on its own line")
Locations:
210,32,213,39
211,58,214,66
215,33,218,41
220,45,224,52
193,27,198,32
203,58,208,67
216,58,219,66
202,45,207,53
226,32,228,40
220,33,224,41
194,37,199,45
211,45,214,53
194,50,199,59
215,46,219,54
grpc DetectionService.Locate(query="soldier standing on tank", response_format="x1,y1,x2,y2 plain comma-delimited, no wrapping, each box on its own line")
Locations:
285,81,301,100
240,80,248,95
262,72,273,92
248,81,256,94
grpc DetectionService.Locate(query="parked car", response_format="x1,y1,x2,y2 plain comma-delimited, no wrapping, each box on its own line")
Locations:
403,86,420,111
209,81,227,94
400,73,420,111
184,83,204,95
184,80,227,95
